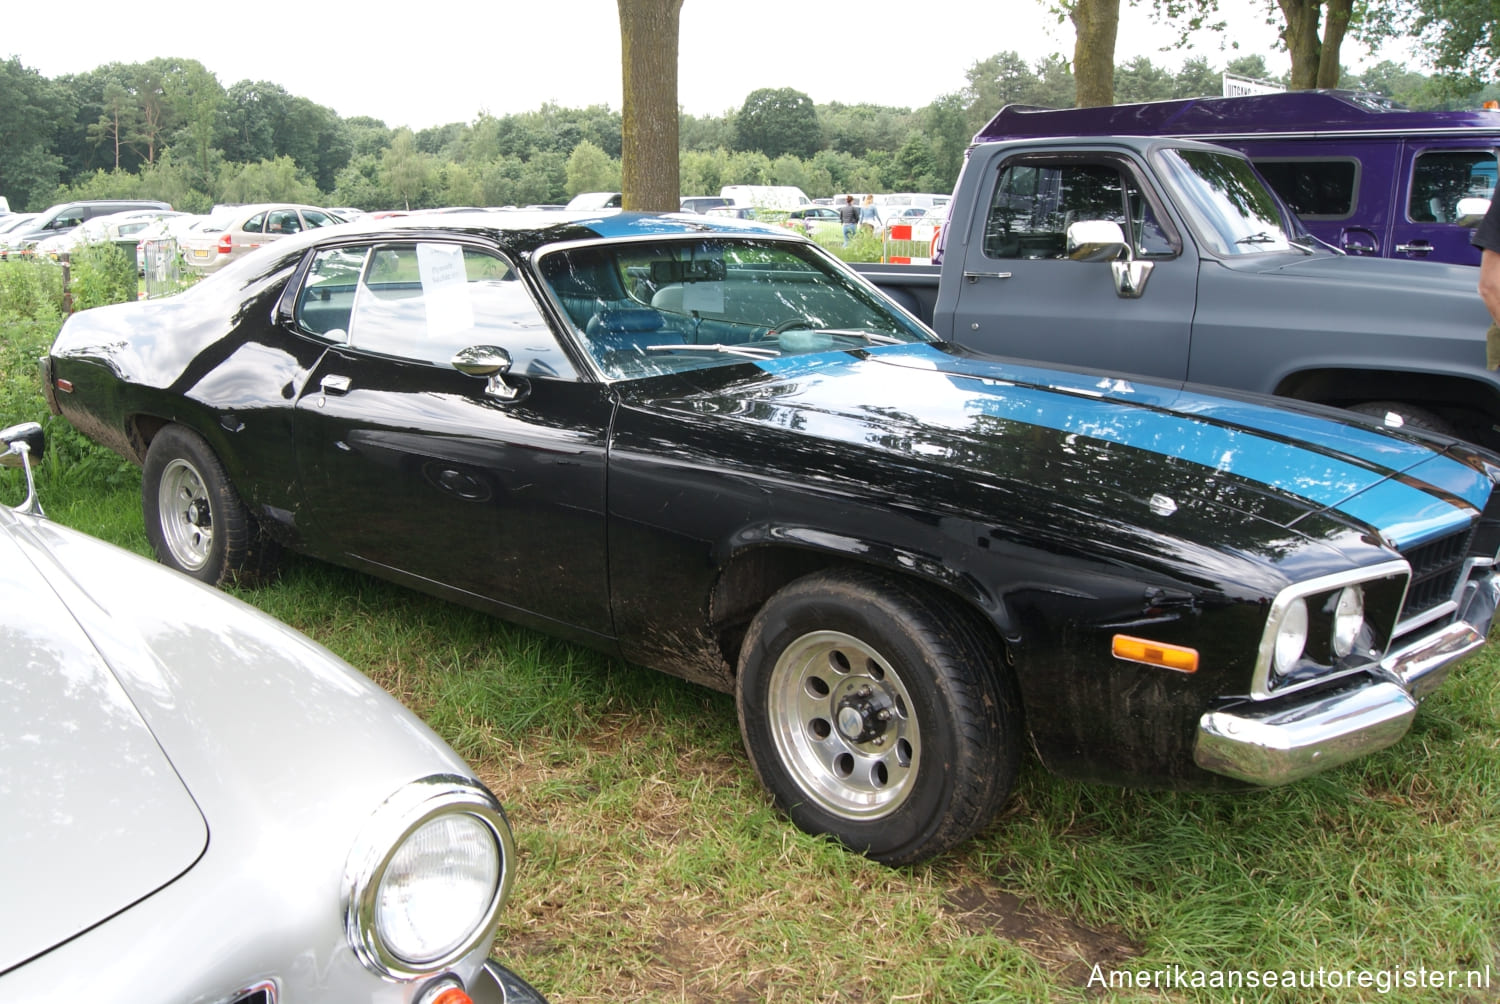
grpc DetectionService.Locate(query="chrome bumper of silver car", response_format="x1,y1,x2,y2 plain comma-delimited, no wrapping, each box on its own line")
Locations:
469,959,550,1004
1194,570,1498,787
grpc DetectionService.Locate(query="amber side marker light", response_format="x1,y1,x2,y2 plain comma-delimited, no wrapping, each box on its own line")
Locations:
1112,634,1199,673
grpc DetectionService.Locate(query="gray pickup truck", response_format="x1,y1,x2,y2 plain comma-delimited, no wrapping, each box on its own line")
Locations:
852,135,1500,450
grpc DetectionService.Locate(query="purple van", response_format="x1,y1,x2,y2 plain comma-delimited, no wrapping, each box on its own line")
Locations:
975,90,1500,266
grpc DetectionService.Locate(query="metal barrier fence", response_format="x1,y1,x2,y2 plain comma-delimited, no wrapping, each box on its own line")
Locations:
142,238,196,299
882,223,941,264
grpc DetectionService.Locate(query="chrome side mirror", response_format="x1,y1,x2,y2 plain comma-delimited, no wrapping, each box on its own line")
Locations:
451,345,524,402
2,421,46,517
1065,219,1154,299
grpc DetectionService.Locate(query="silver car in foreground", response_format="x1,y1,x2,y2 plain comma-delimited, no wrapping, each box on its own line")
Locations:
0,422,547,1003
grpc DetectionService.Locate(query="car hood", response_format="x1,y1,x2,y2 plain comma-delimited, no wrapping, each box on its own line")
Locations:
678,343,1493,551
1232,249,1483,296
0,510,207,973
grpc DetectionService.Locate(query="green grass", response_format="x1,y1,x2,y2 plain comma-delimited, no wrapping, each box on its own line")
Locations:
5,310,1499,1003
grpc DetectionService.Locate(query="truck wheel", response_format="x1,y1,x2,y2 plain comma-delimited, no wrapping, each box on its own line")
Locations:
142,425,279,587
735,569,1019,865
1347,401,1456,438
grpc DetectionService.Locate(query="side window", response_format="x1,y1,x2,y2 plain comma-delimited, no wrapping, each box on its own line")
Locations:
267,210,301,234
984,161,1172,260
295,245,368,340
345,243,576,379
1410,150,1497,223
1254,159,1357,219
243,213,266,234
302,210,337,229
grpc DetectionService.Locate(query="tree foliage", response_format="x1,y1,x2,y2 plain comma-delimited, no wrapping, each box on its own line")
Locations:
6,24,1499,220
735,88,822,160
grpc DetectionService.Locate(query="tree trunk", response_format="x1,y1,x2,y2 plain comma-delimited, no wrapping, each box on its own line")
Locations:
1071,0,1120,108
618,0,685,211
1316,0,1354,88
1277,0,1325,89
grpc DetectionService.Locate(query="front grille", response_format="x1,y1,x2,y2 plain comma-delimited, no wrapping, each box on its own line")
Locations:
1400,525,1475,621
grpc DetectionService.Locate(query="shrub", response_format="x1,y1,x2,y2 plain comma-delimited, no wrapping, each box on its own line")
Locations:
66,242,137,311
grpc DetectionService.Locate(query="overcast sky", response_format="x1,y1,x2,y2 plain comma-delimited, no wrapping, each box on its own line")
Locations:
8,1,1391,132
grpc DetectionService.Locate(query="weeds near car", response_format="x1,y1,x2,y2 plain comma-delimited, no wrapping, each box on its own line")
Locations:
4,312,1498,1003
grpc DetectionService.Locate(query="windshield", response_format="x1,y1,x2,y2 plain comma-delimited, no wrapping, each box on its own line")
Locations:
1154,147,1306,256
537,237,934,379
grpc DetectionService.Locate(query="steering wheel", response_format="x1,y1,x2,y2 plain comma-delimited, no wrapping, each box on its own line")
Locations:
767,316,812,337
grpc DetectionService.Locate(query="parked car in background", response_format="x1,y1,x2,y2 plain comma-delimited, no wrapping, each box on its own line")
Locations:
42,211,1500,866
679,196,731,214
328,207,366,221
0,213,37,236
179,203,344,272
0,199,173,260
33,209,185,262
782,205,843,236
565,192,622,210
704,205,762,221
0,421,547,1002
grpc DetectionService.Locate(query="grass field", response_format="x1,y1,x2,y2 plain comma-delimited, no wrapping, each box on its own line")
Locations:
4,299,1498,1003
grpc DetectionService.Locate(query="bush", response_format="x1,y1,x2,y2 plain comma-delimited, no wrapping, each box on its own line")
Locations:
66,242,138,311
0,261,65,321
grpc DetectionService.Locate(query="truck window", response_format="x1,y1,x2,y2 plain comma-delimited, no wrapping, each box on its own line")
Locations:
1410,150,1497,222
1253,159,1357,219
983,161,1173,261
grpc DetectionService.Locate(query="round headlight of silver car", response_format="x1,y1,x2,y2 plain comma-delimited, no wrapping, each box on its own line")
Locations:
1272,597,1309,676
345,775,514,980
1332,585,1366,659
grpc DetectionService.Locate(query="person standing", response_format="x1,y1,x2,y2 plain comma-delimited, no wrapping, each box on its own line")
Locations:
1472,187,1500,369
838,195,860,246
858,194,880,234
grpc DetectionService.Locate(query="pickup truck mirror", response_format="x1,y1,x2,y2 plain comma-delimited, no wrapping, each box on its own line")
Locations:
1066,220,1127,262
1065,220,1155,299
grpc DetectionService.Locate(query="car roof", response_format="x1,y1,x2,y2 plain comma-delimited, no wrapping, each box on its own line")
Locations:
291,209,795,256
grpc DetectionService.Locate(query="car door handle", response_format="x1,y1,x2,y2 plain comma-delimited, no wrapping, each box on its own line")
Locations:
320,374,351,395
1395,241,1433,255
963,271,1013,283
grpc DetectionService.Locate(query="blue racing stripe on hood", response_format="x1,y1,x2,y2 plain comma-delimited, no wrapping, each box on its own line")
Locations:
753,343,1485,548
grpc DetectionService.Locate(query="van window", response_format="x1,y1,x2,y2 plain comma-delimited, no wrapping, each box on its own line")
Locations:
1253,159,1357,219
1410,150,1497,222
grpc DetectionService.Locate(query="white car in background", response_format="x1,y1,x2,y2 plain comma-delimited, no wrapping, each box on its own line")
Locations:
33,209,184,261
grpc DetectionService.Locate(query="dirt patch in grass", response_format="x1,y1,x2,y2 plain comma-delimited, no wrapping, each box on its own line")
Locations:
944,883,1142,985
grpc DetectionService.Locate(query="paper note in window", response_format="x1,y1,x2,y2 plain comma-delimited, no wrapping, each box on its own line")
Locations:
681,282,725,314
417,243,475,339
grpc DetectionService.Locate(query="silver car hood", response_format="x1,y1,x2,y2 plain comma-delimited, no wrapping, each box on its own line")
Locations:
0,511,207,973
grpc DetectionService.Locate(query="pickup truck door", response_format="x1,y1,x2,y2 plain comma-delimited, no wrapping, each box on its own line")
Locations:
944,152,1197,383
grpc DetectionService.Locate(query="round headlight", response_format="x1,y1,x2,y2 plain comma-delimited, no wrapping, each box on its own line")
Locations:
1273,597,1308,676
346,775,514,979
375,812,501,964
1332,585,1365,659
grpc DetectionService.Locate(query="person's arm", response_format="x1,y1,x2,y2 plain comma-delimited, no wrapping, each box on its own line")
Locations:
1480,249,1500,326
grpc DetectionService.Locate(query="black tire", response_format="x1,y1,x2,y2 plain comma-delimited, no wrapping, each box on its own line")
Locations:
1347,400,1456,438
735,569,1020,865
141,425,279,587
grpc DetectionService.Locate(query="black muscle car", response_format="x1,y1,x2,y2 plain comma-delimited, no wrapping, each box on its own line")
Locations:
43,210,1500,865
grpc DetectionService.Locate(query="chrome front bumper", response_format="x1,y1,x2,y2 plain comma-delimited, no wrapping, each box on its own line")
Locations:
1194,572,1498,787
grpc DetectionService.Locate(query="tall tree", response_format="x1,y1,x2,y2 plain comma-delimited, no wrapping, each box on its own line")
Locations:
618,0,685,211
0,57,70,210
735,87,821,160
